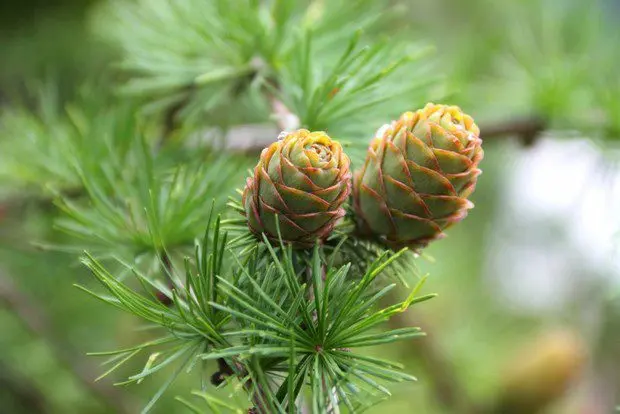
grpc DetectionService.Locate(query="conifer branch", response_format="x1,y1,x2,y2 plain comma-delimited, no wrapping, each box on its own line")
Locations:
386,294,476,413
0,113,544,217
156,243,271,412
226,116,549,154
269,93,300,133
156,85,194,150
0,187,83,213
481,116,546,146
5,0,616,412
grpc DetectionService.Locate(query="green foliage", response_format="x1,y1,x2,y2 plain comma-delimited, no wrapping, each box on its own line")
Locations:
589,35,620,141
466,0,620,141
80,215,434,412
275,32,439,163
79,216,230,412
496,0,600,120
54,130,245,259
0,85,78,193
98,0,383,99
0,83,144,195
214,241,433,412
176,391,247,414
0,81,248,266
6,1,619,413
94,0,440,159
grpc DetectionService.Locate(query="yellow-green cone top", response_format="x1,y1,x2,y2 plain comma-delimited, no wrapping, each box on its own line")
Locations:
243,129,351,248
353,103,483,249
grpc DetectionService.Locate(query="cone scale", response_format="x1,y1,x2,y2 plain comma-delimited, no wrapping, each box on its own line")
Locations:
353,103,484,249
243,129,351,248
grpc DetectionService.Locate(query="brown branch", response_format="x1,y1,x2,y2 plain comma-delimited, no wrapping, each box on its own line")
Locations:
155,85,195,150
0,115,547,221
238,363,271,414
385,292,478,413
1,186,83,214
209,357,270,413
268,94,299,133
156,59,296,151
0,360,51,413
480,116,546,146
161,254,271,413
0,270,137,414
224,115,549,154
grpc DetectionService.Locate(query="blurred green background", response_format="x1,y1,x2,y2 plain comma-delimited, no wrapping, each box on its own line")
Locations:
1,0,619,413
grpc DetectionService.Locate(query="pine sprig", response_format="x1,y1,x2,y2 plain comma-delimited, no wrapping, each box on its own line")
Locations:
275,31,439,163
80,216,232,411
79,214,434,412
95,0,439,144
0,93,76,193
54,125,247,260
0,83,125,196
96,0,369,112
491,0,609,126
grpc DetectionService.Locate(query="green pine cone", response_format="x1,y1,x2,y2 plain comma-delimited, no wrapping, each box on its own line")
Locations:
353,103,484,249
243,129,351,248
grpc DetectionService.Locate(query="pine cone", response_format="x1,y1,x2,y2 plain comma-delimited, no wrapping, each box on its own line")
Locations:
493,329,586,414
353,103,483,249
243,129,351,248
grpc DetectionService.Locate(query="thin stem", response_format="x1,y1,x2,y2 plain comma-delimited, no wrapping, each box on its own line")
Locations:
385,291,478,413
481,116,546,146
268,93,300,132
156,85,195,150
303,260,340,414
237,362,271,414
163,255,270,413
1,186,83,213
0,360,50,413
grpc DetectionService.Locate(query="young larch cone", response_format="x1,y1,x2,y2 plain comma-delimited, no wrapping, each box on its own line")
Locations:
493,329,586,414
353,103,483,249
243,129,351,248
